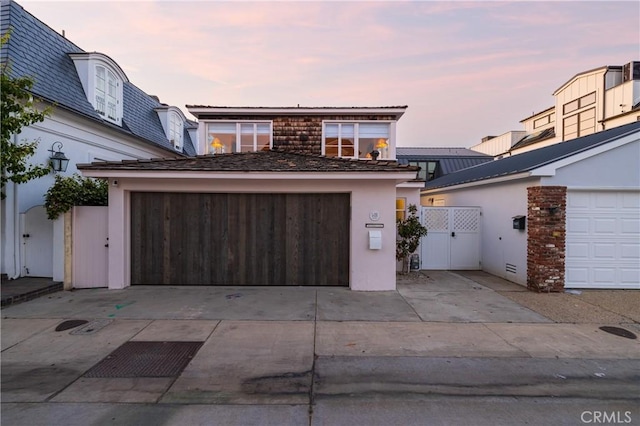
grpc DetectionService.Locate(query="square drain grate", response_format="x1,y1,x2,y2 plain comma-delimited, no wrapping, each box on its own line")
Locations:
84,341,203,378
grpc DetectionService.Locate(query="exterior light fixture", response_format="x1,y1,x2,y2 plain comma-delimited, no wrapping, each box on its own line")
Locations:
49,141,70,172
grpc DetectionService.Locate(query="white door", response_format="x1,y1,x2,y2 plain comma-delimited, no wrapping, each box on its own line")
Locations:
566,190,640,289
73,206,109,288
420,207,481,270
20,205,53,277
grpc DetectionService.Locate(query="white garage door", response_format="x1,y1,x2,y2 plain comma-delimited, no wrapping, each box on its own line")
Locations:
566,190,640,289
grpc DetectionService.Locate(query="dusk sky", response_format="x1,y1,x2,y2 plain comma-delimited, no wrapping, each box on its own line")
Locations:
20,1,640,148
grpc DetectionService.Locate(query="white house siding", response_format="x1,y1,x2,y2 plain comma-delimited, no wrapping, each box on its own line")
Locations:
541,140,640,289
421,178,537,286
1,109,174,281
469,131,527,157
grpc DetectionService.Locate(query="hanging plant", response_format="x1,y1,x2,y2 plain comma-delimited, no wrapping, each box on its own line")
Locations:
44,174,108,219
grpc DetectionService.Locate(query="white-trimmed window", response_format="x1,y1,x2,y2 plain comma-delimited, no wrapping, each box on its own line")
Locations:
206,122,272,154
396,198,407,221
169,112,183,150
95,65,119,123
563,107,596,140
323,122,390,159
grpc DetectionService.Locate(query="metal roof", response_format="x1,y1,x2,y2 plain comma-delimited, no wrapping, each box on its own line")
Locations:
396,147,490,157
423,121,640,190
0,0,195,156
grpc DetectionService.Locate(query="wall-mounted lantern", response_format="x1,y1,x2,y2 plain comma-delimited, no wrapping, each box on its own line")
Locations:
49,142,70,173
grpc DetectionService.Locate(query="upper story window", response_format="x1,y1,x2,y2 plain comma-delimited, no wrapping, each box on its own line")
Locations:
563,92,596,115
323,122,391,159
154,106,187,151
169,112,183,150
95,65,119,122
533,114,553,129
408,160,438,181
69,52,127,127
563,107,596,140
206,122,272,154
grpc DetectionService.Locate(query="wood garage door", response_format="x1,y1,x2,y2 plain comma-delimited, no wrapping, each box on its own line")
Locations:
130,192,350,286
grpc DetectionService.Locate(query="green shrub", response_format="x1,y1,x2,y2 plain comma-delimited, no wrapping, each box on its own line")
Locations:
44,174,108,219
396,204,428,273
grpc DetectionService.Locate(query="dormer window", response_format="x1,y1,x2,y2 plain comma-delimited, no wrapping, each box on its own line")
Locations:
169,112,183,150
95,65,119,121
69,52,127,126
154,106,188,152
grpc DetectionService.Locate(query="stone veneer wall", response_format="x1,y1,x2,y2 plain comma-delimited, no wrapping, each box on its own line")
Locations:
527,186,567,292
199,115,397,155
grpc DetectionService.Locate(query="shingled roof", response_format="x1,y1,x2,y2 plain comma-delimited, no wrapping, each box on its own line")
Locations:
423,121,640,190
0,0,195,156
78,150,421,174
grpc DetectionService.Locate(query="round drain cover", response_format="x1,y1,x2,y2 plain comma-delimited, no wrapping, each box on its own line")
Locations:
599,326,637,340
55,319,88,332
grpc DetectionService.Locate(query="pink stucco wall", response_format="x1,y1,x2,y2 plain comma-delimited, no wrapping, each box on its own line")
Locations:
106,177,401,291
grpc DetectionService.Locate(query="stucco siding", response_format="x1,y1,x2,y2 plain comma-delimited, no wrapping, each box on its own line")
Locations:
106,178,399,291
422,178,539,285
540,139,640,188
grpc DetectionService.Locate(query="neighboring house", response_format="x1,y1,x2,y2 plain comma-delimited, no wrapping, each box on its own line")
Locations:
421,121,640,290
0,0,196,282
396,147,493,187
468,132,527,157
471,61,640,157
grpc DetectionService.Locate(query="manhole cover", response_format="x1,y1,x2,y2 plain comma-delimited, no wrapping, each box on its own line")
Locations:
70,319,113,335
599,326,637,340
84,341,203,378
55,319,88,332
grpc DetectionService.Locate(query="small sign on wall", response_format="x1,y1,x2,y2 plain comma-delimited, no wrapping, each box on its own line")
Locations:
365,223,384,228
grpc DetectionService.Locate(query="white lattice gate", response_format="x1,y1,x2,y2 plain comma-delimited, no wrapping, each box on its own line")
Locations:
420,207,481,270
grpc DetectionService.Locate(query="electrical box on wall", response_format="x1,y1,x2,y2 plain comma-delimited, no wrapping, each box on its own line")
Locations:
512,215,526,230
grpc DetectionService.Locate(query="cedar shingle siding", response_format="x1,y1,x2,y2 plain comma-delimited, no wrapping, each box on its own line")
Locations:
196,114,398,155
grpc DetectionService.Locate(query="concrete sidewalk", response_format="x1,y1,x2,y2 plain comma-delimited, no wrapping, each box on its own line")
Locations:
2,271,639,425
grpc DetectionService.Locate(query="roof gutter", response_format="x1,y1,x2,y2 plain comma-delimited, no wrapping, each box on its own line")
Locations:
78,169,419,183
187,107,407,120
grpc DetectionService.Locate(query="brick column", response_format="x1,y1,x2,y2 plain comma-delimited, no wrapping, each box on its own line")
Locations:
527,186,567,292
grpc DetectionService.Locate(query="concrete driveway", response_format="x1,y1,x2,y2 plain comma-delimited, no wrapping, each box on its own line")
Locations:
1,270,549,323
2,270,638,426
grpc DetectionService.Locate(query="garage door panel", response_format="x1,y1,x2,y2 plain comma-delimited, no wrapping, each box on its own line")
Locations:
594,192,617,209
593,268,616,283
131,192,349,286
566,268,588,285
593,218,617,234
567,217,589,233
566,190,640,289
593,243,616,259
621,268,640,284
621,243,640,259
621,218,640,234
566,243,589,259
622,193,640,209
